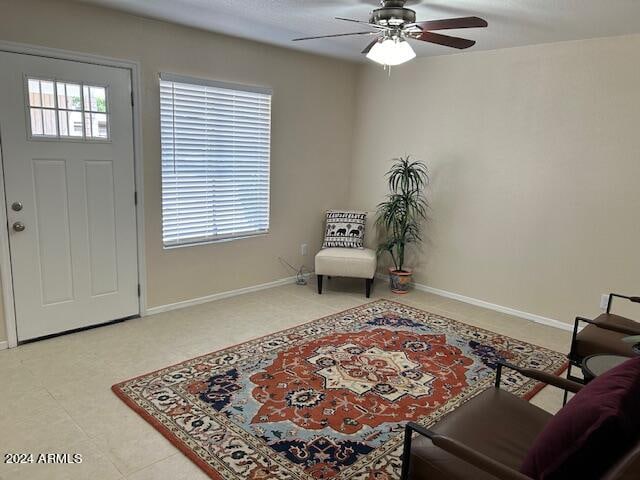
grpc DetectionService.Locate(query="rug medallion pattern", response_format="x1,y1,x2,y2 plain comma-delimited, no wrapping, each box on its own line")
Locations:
113,300,566,479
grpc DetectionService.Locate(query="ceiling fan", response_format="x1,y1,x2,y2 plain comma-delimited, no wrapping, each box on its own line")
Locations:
293,0,488,66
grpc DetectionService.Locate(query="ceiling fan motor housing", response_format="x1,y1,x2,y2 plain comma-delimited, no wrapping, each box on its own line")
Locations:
371,0,416,27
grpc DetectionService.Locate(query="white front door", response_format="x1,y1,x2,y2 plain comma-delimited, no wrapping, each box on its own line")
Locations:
0,52,139,341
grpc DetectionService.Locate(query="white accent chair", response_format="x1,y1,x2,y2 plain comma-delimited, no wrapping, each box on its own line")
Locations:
315,214,377,297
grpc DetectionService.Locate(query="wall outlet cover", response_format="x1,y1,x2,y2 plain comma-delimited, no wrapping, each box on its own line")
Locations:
600,294,610,310
301,244,308,256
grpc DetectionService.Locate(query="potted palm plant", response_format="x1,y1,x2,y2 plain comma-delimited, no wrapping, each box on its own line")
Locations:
376,156,429,294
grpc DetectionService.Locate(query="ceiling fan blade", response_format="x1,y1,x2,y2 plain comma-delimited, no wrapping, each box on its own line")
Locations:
362,39,379,54
335,17,388,29
293,31,376,41
408,16,488,31
416,31,476,49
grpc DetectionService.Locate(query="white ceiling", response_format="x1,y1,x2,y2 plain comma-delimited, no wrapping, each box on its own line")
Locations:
76,0,640,62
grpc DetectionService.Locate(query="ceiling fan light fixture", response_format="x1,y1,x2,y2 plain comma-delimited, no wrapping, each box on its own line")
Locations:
366,37,416,66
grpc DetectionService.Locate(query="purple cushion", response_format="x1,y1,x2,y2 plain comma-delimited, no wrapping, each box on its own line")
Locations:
521,356,640,480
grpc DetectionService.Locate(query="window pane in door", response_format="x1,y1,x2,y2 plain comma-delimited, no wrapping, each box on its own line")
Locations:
82,85,91,111
56,83,66,110
28,79,41,107
68,111,83,137
90,113,108,138
60,83,82,110
42,109,57,136
84,113,92,138
58,110,69,136
89,86,107,112
40,80,55,108
30,108,43,135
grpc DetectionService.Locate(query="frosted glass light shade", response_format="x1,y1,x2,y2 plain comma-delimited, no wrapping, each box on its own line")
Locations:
366,38,416,66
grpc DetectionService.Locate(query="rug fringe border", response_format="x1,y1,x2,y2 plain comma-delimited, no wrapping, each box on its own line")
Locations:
111,382,226,479
522,361,569,401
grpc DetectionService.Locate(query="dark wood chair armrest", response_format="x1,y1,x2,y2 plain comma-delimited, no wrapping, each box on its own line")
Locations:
401,422,531,480
607,293,640,314
496,361,583,393
576,315,640,336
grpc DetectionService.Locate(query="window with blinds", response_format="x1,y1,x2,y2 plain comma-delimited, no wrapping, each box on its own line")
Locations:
160,73,272,247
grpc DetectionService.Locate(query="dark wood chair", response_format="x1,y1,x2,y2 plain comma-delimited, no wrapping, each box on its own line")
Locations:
400,362,581,480
566,293,640,387
400,361,640,480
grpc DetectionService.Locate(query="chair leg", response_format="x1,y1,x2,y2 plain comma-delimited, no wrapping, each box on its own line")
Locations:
317,275,323,294
365,278,373,298
563,363,572,406
400,424,413,480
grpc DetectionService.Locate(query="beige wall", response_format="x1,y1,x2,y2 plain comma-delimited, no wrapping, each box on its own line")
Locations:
350,34,640,324
1,1,639,343
0,0,357,341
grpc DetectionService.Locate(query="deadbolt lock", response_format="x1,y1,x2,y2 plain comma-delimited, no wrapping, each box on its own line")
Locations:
11,202,23,212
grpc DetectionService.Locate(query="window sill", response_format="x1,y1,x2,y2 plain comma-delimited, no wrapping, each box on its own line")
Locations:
162,231,270,250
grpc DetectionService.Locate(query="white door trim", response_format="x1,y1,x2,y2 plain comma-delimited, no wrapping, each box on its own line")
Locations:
0,41,147,348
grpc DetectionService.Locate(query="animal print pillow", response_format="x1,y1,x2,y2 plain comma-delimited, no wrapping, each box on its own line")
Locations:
322,210,367,248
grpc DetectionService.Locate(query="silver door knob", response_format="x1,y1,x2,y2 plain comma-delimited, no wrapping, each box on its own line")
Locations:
12,222,25,232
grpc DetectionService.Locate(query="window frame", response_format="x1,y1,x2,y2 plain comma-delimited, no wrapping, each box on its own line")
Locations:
159,73,273,249
23,74,112,143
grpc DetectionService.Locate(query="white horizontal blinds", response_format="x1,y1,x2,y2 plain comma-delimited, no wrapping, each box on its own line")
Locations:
160,74,271,247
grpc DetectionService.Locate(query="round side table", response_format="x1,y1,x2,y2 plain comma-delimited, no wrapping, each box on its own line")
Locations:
581,354,628,383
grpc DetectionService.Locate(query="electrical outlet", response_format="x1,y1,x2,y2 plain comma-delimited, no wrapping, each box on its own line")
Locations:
600,294,610,310
301,243,308,256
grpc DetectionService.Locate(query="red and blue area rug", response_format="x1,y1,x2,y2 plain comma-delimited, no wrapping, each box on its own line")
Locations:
112,299,566,479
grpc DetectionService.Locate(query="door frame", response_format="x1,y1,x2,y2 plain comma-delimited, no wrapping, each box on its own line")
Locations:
0,41,147,348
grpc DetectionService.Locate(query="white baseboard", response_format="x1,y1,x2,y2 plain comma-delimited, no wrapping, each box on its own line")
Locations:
146,271,573,333
145,275,305,316
375,273,572,332
0,340,8,351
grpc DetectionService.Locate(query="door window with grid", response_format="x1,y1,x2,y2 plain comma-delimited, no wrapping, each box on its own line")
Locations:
26,77,109,140
159,73,272,247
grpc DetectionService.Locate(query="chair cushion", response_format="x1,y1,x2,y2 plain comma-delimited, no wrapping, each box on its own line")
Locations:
322,210,367,248
521,356,640,480
409,388,551,480
573,321,637,360
315,247,376,279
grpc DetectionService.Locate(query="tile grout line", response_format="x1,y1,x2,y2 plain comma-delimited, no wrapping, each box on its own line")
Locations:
123,453,182,478
42,385,126,477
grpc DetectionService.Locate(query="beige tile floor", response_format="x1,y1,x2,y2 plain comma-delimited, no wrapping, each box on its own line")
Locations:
0,278,572,480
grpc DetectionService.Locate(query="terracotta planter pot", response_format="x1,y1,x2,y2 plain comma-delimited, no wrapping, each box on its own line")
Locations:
389,268,412,294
